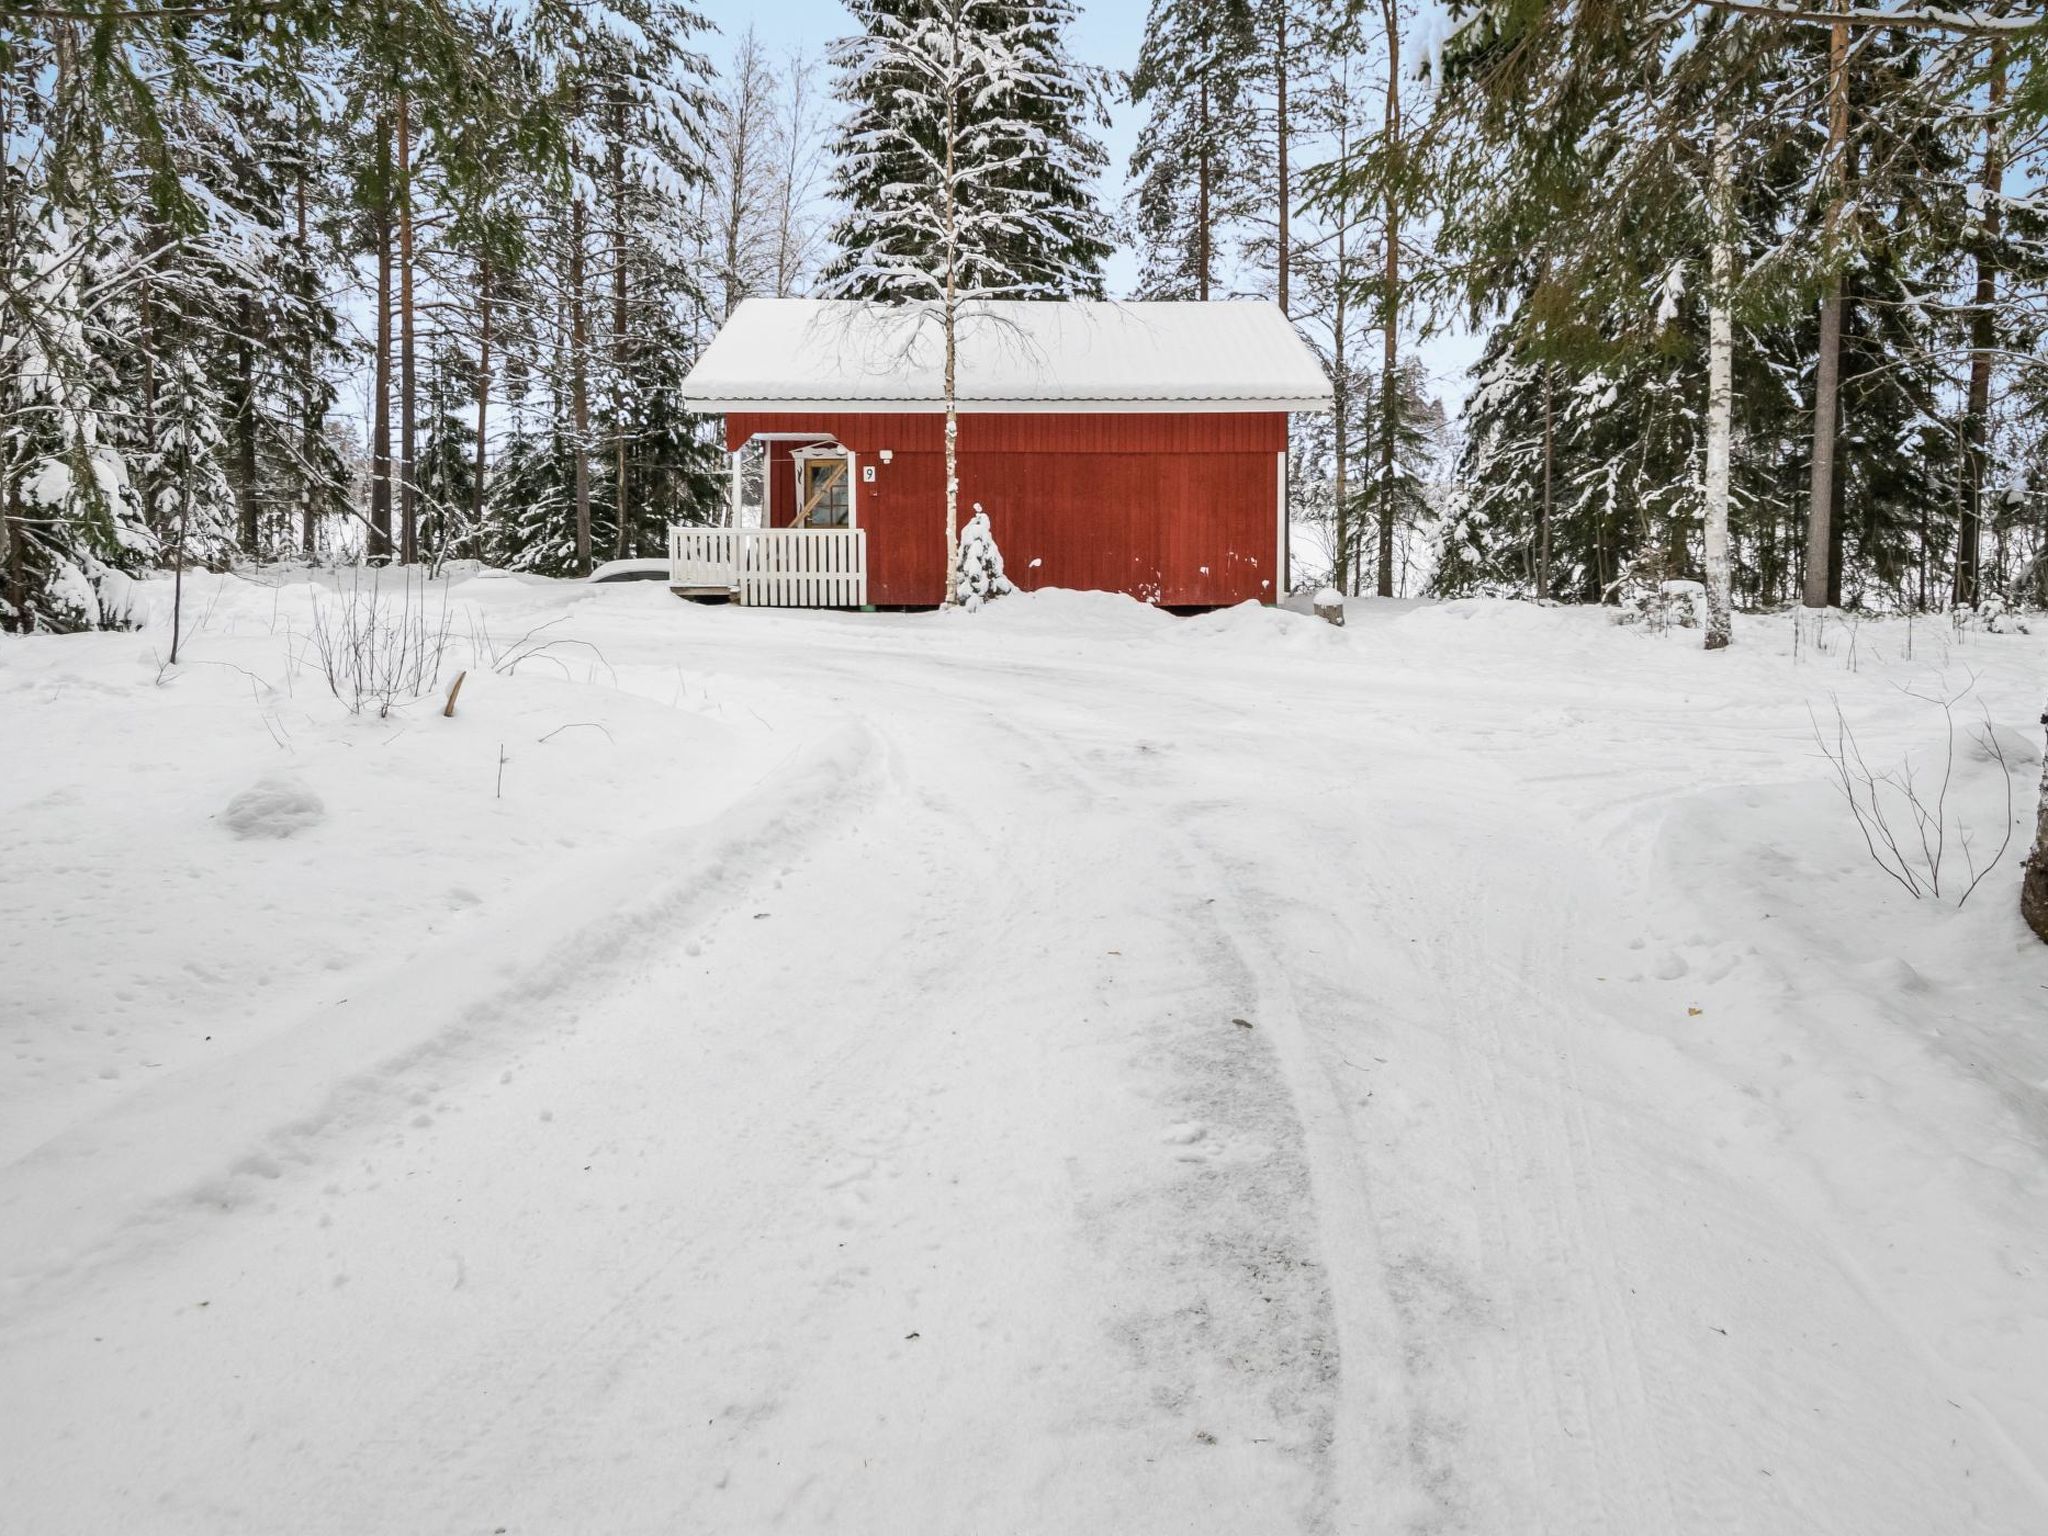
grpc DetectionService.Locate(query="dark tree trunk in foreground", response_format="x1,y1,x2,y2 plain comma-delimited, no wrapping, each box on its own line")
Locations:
1803,0,1850,609
397,86,419,564
571,195,592,573
1956,43,2004,610
473,255,492,540
2024,710,2048,944
370,142,394,561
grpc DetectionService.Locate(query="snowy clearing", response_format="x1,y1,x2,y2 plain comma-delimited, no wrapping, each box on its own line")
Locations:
3,573,2046,1535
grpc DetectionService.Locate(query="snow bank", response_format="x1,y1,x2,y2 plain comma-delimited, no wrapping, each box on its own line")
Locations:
965,585,1175,637
1177,599,1344,651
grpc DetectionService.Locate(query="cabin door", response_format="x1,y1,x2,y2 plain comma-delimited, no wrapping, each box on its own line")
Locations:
792,449,853,529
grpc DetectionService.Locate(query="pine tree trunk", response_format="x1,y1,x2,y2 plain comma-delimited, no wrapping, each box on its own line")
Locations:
370,143,394,562
570,196,592,574
1275,2,1289,317
1803,0,1850,609
2023,709,2048,943
473,255,492,543
234,296,260,556
1957,42,2004,611
138,256,160,535
397,86,419,565
1704,119,1735,651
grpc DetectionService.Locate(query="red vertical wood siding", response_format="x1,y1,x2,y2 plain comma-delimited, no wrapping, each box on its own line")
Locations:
727,411,1285,607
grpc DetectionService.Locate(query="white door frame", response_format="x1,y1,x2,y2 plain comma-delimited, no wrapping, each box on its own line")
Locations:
790,443,858,530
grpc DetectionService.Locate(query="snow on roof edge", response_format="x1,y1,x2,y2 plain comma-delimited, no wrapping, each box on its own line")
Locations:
681,298,1335,414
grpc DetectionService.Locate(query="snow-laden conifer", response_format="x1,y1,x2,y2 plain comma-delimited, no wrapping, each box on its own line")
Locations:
822,0,1111,601
824,0,1111,302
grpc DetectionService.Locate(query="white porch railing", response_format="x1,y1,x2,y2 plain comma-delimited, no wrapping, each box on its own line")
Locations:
668,526,869,608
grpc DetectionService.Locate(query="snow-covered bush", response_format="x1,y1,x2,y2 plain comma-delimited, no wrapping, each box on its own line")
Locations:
1614,579,1704,632
305,570,456,717
955,507,1015,613
1953,596,2031,636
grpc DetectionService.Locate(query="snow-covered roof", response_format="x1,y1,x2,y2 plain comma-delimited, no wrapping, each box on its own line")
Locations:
682,298,1333,414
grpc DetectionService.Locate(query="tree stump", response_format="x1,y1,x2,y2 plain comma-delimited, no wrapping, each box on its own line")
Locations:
1313,587,1345,627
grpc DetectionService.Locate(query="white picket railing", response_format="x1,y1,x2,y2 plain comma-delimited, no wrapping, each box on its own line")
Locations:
668,525,868,609
669,527,741,592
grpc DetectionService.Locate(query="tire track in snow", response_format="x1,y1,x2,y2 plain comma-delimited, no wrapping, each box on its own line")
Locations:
0,722,887,1313
923,694,1402,1533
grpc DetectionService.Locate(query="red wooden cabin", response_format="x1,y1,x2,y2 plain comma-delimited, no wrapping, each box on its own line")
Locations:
675,300,1332,609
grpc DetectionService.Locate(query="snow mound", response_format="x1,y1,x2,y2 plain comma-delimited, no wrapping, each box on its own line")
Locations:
1971,721,2043,768
1401,597,1574,634
587,558,672,584
1178,600,1341,649
967,586,1174,636
222,773,326,839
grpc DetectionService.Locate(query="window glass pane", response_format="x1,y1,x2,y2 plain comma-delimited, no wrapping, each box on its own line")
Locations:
804,461,850,527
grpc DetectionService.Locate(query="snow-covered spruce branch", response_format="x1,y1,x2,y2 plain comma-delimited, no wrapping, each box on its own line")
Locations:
1696,0,2046,33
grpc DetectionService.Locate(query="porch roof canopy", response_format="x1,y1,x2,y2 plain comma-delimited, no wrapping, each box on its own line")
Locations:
682,298,1334,415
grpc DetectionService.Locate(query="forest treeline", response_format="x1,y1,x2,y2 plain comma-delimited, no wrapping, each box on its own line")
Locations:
3,0,2045,631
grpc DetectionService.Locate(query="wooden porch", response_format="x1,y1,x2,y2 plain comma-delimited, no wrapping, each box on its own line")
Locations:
668,526,870,609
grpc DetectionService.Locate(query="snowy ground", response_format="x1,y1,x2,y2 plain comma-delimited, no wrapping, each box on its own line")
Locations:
3,570,2046,1535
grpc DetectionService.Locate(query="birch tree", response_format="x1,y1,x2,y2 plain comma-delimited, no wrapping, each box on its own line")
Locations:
827,0,1110,601
1703,117,1736,649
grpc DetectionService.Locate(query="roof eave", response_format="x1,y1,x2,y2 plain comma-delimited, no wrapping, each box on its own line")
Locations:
687,396,1335,415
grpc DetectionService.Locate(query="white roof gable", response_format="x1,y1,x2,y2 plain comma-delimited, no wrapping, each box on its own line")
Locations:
681,298,1333,414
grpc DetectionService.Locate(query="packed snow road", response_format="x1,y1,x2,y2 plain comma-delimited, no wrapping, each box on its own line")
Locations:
3,573,2046,1534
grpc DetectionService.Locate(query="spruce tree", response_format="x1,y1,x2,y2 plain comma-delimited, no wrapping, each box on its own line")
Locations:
1128,0,1261,300
825,0,1112,300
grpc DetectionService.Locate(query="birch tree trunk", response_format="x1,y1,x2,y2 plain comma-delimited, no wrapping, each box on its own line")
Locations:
1539,365,1553,596
1332,206,1349,595
472,254,491,542
1703,118,1735,651
941,54,961,608
611,108,630,560
1197,74,1211,302
1376,0,1401,600
1802,0,1849,609
1275,1,1289,316
297,165,318,559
